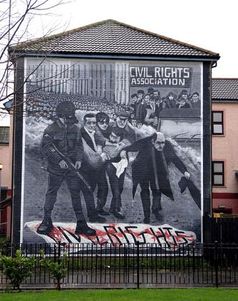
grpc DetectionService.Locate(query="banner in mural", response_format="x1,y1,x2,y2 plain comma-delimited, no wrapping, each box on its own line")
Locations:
22,58,202,249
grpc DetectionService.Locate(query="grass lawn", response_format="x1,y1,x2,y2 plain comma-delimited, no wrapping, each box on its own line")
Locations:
0,288,238,301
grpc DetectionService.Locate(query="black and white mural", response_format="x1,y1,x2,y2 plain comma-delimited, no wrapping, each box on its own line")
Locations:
21,58,202,249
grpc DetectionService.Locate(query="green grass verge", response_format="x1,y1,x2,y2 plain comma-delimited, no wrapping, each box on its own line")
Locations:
0,288,238,301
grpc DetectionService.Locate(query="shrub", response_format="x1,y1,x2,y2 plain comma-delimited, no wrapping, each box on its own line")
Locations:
0,237,10,255
0,249,35,291
40,251,68,290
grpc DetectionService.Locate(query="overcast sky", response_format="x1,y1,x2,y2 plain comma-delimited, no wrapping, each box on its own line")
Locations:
1,0,237,125
30,0,238,79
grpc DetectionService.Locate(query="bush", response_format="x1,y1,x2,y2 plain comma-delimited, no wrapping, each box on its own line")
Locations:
40,251,68,290
0,237,10,255
0,249,35,291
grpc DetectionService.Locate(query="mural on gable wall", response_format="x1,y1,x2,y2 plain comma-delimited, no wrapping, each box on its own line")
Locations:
22,58,202,250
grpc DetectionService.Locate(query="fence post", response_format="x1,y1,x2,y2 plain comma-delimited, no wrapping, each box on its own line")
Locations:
192,244,195,284
214,241,219,288
58,241,61,264
136,241,140,289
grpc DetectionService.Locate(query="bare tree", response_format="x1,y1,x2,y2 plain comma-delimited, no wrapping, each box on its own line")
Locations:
0,0,68,119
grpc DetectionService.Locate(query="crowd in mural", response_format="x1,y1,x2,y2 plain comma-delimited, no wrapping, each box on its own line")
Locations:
26,90,115,120
26,87,200,130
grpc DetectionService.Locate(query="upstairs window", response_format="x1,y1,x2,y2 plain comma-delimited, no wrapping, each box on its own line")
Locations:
0,126,9,144
212,161,224,186
212,111,223,135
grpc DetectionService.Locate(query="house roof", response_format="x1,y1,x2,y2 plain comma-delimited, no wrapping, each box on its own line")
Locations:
212,78,238,101
9,19,219,60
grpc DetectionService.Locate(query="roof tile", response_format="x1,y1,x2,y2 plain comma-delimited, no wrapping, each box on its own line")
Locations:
10,19,219,59
212,79,238,101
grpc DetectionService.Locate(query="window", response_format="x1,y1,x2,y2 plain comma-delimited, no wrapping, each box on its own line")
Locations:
212,161,224,186
0,127,9,144
212,111,223,135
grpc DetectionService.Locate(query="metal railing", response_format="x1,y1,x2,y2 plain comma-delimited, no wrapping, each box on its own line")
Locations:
1,242,238,289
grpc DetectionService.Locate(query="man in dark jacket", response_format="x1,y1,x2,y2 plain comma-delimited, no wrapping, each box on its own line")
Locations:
114,110,136,144
127,132,190,223
80,113,109,217
37,101,101,237
134,90,147,124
